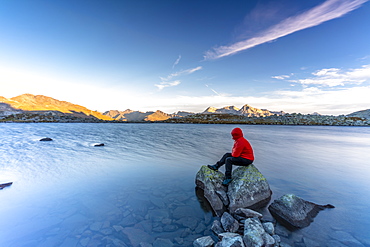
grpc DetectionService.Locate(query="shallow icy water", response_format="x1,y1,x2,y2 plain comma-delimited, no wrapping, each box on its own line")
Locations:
0,123,370,246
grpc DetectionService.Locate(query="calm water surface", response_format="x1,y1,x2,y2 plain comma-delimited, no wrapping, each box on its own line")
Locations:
0,123,369,246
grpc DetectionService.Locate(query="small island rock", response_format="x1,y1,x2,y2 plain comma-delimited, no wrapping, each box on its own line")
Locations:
40,137,53,141
94,143,105,147
0,182,13,190
268,194,334,229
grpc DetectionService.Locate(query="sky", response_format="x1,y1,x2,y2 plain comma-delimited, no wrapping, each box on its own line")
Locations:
1,0,370,115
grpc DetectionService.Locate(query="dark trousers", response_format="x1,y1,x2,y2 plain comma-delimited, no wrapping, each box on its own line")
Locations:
217,153,253,178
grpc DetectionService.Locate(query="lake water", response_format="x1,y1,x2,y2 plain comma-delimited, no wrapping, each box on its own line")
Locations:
0,123,369,247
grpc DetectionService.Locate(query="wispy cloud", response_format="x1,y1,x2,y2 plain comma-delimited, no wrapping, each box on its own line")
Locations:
204,0,368,60
173,66,203,78
172,55,181,69
272,75,290,80
155,66,203,91
205,84,220,96
160,66,203,82
155,80,181,91
294,64,370,87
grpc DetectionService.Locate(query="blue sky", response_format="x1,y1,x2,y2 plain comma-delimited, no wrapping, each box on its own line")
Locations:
1,0,370,115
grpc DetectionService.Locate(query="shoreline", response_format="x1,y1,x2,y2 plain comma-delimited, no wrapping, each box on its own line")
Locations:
1,121,369,126
1,111,369,126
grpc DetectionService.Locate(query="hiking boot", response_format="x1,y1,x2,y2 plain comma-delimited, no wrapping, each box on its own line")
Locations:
222,178,232,186
207,165,218,171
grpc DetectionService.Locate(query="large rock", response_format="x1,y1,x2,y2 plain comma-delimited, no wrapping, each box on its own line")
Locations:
268,194,335,229
227,165,272,213
195,165,227,216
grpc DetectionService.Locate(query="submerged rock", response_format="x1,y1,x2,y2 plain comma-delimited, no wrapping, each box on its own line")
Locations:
227,165,272,213
195,165,227,216
153,238,174,247
268,194,335,229
329,230,365,247
121,227,154,247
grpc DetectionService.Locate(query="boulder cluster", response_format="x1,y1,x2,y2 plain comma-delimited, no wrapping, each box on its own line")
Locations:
193,210,281,247
194,165,334,247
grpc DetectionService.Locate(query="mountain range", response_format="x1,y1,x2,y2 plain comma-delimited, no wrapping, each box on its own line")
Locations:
203,105,285,117
103,109,182,122
0,94,369,122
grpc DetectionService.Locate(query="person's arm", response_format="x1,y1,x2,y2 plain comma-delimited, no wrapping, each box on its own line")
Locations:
231,140,243,157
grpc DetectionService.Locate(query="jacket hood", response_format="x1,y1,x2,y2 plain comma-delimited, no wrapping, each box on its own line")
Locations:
231,128,243,140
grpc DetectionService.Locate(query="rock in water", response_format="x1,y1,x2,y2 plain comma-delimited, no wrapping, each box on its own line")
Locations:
94,143,105,147
40,137,53,141
220,212,239,233
233,208,263,221
268,194,335,229
195,165,227,217
0,182,13,190
243,217,275,247
211,220,224,235
193,236,215,247
227,165,272,213
218,233,245,247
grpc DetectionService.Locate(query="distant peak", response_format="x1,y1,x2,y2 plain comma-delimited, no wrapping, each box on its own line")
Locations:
241,104,252,108
203,106,217,113
222,105,240,111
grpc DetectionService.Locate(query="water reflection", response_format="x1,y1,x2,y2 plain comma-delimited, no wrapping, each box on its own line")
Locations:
0,123,370,246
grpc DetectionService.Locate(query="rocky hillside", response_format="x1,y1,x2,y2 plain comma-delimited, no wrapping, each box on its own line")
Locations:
0,102,20,112
0,94,112,121
104,109,134,121
202,104,284,117
165,113,370,126
347,109,370,119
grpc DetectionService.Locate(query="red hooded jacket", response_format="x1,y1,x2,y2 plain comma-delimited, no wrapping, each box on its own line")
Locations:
231,128,254,161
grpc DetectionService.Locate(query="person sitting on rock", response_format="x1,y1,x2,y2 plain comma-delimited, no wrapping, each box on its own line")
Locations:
208,127,254,186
